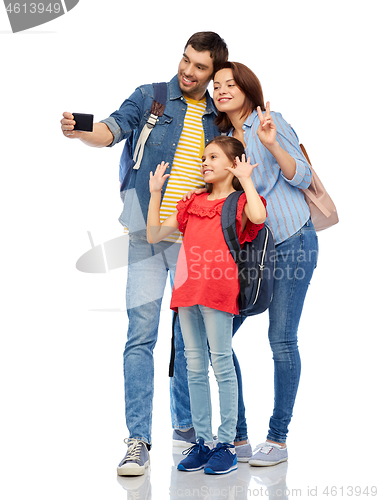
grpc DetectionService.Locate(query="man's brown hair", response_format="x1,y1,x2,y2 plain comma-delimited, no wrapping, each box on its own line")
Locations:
185,32,228,76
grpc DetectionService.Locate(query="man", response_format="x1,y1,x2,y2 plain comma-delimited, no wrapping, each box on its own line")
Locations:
61,32,228,476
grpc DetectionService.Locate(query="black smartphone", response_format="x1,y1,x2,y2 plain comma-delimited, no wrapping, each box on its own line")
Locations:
73,113,94,132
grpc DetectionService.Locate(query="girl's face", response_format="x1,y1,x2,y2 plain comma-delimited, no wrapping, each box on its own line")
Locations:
213,68,245,115
201,144,234,183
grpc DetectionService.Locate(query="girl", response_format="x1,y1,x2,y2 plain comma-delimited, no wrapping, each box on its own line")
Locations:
147,136,266,475
212,62,319,466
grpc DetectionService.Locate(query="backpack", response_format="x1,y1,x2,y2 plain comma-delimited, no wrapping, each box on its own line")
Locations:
221,191,275,317
119,82,168,201
299,144,339,231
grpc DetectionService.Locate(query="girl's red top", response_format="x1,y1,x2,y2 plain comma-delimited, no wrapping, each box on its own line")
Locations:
170,192,266,315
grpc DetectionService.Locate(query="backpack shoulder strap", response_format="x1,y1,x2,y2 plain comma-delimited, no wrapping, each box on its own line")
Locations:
133,82,168,170
221,191,244,259
150,82,168,117
153,82,167,106
168,311,177,378
221,191,249,304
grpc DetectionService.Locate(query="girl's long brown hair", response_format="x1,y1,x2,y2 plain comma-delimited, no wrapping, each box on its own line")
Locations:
204,135,245,192
214,62,265,133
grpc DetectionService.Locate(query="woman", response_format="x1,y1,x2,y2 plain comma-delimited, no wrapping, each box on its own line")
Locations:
213,61,318,466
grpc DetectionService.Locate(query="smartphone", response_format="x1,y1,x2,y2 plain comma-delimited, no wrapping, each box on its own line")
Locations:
73,113,94,132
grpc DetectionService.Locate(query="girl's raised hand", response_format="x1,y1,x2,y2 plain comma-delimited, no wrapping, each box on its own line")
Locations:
149,161,170,193
225,154,258,181
257,101,277,147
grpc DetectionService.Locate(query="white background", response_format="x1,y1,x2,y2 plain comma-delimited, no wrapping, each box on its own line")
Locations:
1,1,378,498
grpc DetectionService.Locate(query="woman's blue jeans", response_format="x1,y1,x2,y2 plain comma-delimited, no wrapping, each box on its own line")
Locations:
179,305,238,444
233,219,318,443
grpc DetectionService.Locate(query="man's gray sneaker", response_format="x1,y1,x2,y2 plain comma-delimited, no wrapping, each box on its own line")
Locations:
249,442,288,467
235,440,253,463
172,428,196,447
117,439,150,476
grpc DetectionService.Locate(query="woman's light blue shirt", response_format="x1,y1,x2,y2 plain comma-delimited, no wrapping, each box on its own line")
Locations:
230,110,312,244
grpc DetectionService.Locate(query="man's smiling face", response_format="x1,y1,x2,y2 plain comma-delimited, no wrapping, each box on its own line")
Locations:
177,45,214,101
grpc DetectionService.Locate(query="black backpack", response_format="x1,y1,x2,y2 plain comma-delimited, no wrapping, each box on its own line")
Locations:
221,191,275,317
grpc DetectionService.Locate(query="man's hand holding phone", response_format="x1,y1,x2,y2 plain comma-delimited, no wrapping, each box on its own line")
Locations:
61,112,94,138
60,111,113,147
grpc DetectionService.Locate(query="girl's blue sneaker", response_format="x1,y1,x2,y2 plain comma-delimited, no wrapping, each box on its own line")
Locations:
204,443,237,475
177,439,212,472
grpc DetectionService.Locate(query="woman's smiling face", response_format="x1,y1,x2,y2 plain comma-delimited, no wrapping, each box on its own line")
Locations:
213,68,245,115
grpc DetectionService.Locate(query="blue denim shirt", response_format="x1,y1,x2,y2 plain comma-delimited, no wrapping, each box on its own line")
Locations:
100,75,219,234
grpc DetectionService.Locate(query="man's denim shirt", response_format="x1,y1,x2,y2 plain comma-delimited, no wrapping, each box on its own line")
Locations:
100,75,219,235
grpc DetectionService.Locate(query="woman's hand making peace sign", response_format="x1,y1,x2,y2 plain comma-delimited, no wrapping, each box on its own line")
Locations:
257,101,277,148
257,101,297,180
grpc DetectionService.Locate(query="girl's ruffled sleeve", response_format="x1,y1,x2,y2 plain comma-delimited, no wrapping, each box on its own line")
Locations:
236,193,267,245
176,197,191,234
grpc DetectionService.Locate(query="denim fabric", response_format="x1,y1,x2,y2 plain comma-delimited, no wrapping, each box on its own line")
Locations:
266,218,318,443
123,235,192,445
179,305,238,444
169,274,192,430
232,219,318,443
100,75,219,232
231,318,248,442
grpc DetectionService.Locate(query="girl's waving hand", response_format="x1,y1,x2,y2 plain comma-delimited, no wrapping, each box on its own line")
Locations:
226,155,266,225
225,154,258,181
147,161,179,244
149,162,170,193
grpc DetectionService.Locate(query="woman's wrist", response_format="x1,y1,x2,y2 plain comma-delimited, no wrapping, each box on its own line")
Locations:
266,140,296,179
263,139,280,155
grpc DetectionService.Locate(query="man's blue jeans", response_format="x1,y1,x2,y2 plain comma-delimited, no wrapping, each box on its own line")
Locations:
233,219,318,443
179,305,238,444
123,235,192,446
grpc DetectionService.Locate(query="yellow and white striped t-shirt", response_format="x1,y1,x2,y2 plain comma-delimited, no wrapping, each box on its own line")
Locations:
160,97,207,242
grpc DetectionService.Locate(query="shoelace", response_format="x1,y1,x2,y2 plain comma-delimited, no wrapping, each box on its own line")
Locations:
182,441,209,456
207,442,234,459
123,438,144,461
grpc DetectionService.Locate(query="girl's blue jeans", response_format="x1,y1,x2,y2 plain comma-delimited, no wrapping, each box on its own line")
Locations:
233,218,318,443
178,305,238,444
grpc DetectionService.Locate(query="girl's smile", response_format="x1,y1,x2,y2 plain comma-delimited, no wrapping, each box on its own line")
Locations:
202,168,213,176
